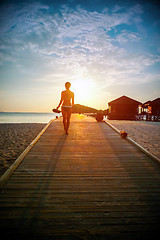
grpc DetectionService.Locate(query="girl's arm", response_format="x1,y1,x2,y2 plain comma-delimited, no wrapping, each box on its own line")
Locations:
57,92,63,109
72,93,74,107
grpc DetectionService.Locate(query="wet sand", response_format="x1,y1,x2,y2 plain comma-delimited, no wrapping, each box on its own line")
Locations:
106,120,160,159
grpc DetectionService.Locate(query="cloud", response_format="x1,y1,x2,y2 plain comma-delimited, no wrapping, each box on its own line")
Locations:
0,2,159,91
114,30,142,43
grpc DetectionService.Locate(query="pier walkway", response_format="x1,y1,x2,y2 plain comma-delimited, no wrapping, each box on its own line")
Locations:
0,114,160,240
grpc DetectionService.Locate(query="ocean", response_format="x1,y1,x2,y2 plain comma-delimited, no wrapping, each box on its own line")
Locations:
0,112,61,123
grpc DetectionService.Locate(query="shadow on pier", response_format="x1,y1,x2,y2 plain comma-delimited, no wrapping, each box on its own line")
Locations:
0,114,160,240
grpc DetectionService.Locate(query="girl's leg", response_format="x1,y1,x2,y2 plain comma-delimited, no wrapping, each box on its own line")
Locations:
62,110,67,131
66,109,72,134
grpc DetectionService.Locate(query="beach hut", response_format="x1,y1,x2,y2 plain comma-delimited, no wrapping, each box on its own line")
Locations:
150,98,160,120
139,98,160,121
140,100,152,114
108,95,142,120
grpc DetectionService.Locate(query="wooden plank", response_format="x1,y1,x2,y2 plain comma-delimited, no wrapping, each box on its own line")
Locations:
104,120,160,164
0,119,55,188
0,114,160,239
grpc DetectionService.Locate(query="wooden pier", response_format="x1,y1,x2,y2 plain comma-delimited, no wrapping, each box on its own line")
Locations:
0,114,160,240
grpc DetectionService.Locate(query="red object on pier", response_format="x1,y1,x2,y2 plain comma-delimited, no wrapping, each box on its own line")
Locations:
120,131,128,138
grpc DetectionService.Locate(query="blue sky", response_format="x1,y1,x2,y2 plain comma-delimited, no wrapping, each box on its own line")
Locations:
0,0,160,112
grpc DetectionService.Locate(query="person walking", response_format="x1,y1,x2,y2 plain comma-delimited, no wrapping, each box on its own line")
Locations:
57,82,74,134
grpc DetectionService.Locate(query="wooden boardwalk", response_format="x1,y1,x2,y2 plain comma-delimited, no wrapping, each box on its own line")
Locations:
0,114,160,240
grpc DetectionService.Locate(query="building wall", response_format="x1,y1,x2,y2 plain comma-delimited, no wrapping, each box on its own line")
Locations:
152,104,160,116
108,104,139,120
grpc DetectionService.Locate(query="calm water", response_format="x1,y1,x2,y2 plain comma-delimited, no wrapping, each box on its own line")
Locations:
0,112,61,123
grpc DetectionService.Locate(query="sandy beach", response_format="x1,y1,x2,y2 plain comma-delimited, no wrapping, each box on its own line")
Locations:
106,120,160,160
0,120,160,178
0,123,46,177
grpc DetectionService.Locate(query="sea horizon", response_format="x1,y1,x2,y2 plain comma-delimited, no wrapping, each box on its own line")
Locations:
0,112,61,123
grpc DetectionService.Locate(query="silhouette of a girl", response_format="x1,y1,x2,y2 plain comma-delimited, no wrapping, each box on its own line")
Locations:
57,82,74,134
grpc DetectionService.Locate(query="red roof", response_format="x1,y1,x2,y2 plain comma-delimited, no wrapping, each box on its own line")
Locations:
108,95,142,106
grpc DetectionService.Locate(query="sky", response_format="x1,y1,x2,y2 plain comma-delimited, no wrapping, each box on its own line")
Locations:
0,0,160,112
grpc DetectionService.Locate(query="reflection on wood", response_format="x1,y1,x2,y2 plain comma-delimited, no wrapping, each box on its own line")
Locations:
0,114,160,239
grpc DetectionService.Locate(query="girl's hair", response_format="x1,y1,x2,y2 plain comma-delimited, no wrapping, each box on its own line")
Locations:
65,82,71,89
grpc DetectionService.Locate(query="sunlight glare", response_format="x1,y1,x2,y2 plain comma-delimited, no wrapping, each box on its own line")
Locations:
71,78,95,104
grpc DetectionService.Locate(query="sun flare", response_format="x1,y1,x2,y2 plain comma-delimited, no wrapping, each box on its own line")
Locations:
71,78,95,104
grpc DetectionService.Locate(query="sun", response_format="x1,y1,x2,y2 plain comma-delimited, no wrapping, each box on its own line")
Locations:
71,78,95,104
